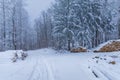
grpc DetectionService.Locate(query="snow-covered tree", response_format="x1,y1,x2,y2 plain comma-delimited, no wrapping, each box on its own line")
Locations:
51,0,115,49
53,0,75,50
0,0,34,51
34,10,54,49
0,0,11,50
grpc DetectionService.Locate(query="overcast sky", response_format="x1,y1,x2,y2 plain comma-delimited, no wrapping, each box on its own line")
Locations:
25,0,54,24
25,0,119,25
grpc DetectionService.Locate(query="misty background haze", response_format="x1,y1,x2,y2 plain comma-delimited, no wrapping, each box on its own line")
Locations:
25,0,54,24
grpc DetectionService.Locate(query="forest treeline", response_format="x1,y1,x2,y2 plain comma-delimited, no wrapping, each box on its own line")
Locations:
34,0,120,50
0,0,34,51
0,0,120,51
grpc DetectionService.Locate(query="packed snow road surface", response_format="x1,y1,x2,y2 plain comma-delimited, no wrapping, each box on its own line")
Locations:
0,49,120,80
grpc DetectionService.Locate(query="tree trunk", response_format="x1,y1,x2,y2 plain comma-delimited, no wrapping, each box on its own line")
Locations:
2,0,6,50
68,40,71,51
12,6,17,50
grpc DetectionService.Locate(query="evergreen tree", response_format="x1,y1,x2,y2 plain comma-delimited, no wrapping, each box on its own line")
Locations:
53,0,75,50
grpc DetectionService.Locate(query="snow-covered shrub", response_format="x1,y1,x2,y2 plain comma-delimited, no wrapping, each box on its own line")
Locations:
11,50,28,62
11,52,18,62
21,52,28,60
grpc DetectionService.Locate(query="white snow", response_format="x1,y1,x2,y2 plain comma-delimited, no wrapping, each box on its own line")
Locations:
0,48,120,80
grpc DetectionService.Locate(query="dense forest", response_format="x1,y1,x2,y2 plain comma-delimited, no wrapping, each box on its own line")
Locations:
0,0,120,51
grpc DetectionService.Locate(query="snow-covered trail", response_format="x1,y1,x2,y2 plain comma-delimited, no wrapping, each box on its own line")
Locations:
0,49,120,80
0,51,39,80
43,55,94,80
27,49,97,80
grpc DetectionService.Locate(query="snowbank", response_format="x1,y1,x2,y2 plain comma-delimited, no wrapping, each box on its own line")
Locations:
0,50,27,63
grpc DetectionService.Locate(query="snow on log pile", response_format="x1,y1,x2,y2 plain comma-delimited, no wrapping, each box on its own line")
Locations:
71,46,87,53
94,40,120,52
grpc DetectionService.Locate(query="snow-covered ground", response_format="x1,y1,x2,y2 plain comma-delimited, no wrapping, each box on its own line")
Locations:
0,48,120,80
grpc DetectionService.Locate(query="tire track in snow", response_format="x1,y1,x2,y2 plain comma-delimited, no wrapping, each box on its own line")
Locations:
2,56,34,79
91,66,109,80
96,66,120,80
27,56,39,80
27,56,55,80
35,56,54,80
98,62,120,80
42,57,55,80
89,60,111,80
89,56,120,80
